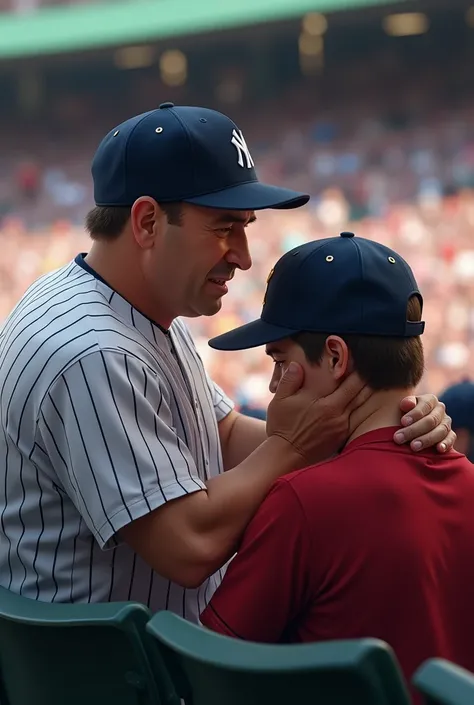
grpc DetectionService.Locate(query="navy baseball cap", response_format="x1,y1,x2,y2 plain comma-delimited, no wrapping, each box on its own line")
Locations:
440,381,474,433
209,231,425,351
92,102,309,211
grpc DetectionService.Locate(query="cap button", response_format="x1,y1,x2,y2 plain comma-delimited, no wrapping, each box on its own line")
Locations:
340,231,355,238
159,102,174,109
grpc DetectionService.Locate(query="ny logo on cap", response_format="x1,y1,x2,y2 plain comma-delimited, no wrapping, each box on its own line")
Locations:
231,129,255,169
263,267,274,304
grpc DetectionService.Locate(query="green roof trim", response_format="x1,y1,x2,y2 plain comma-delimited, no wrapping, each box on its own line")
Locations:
0,0,411,59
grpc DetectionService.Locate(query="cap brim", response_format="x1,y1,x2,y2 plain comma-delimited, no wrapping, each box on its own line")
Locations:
209,318,300,351
185,181,309,211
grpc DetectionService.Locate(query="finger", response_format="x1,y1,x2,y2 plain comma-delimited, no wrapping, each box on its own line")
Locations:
400,394,438,426
396,417,452,452
437,429,457,454
408,419,452,452
394,407,444,445
273,361,305,400
322,372,368,412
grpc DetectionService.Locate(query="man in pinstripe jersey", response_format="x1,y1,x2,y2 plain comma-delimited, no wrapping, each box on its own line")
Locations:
0,104,455,622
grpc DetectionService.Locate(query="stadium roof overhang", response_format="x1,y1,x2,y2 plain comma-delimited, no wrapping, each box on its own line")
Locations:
0,0,414,59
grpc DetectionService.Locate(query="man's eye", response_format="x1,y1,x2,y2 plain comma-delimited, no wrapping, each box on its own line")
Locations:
216,227,232,236
274,360,284,368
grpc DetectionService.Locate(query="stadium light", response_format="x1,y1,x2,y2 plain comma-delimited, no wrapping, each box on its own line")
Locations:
114,46,155,70
299,33,324,56
160,49,187,87
383,12,429,36
299,32,324,75
302,12,327,36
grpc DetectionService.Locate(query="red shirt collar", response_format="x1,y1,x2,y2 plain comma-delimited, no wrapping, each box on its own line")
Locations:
343,426,414,453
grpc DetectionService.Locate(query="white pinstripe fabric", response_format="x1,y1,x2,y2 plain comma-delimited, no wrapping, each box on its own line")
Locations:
0,255,233,621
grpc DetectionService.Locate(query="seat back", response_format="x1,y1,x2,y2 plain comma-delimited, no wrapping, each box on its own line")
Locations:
0,587,179,705
413,659,474,705
147,610,412,705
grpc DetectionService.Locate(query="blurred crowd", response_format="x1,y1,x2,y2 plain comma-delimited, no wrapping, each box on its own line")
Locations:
1,188,473,412
1,49,474,410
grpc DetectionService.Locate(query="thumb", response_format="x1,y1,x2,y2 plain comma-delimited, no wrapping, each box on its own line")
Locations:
399,395,417,413
274,361,304,399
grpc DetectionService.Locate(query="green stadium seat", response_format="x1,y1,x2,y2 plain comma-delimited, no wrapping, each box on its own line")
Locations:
147,610,412,705
0,586,179,705
413,659,474,705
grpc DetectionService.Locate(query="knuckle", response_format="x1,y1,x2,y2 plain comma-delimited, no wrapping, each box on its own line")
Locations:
438,401,446,413
428,413,438,431
421,399,434,417
440,421,450,435
321,400,337,416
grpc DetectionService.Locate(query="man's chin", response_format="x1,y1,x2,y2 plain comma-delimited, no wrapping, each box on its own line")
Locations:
201,298,223,317
190,296,223,318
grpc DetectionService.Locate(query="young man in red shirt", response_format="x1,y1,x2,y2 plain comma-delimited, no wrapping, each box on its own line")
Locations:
200,231,474,689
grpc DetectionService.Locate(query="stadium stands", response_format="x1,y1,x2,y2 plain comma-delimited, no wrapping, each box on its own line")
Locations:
0,0,472,409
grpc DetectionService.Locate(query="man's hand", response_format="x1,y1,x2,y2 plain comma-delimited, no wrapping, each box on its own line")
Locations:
267,362,371,465
394,394,456,453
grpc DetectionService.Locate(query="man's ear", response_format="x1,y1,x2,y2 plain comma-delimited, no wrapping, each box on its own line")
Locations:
324,335,351,381
130,197,163,250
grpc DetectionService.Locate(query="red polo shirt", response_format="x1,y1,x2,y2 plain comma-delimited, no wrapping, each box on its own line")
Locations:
201,427,474,689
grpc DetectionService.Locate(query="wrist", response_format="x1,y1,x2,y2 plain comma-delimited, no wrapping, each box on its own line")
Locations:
265,434,307,470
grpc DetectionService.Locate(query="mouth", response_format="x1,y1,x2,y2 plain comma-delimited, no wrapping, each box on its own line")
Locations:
207,278,229,295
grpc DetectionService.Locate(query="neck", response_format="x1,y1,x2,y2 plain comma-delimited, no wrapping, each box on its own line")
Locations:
346,387,416,446
84,241,174,329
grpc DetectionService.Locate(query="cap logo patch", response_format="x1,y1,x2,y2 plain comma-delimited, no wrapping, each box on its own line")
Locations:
231,128,255,169
263,267,274,304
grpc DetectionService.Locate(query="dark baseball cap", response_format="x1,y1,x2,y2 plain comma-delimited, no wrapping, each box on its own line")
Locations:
440,381,474,433
92,102,309,211
209,231,425,351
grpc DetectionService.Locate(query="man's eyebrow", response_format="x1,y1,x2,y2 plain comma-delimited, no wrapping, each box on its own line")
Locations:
213,213,257,225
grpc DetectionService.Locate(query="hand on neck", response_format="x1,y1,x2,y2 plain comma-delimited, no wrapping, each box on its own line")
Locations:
347,387,416,445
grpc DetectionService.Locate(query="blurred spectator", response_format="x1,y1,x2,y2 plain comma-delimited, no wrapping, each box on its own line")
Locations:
16,160,40,203
238,404,267,421
440,381,474,460
1,64,474,407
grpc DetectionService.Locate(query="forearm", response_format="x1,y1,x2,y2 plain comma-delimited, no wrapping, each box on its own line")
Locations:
221,412,267,469
126,435,303,588
202,435,300,558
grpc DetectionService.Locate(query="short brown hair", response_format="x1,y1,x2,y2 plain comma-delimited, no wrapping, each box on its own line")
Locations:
85,202,183,240
292,295,424,390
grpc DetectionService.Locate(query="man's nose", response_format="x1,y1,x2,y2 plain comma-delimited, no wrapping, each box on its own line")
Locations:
226,230,252,272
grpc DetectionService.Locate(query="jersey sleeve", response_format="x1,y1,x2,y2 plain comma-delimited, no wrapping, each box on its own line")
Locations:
200,479,312,642
37,350,206,550
209,376,234,422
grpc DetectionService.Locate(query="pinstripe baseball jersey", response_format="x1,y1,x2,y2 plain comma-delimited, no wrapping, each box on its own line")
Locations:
0,254,234,622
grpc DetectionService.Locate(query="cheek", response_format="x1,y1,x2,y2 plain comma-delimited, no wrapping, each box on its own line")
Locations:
305,365,338,397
